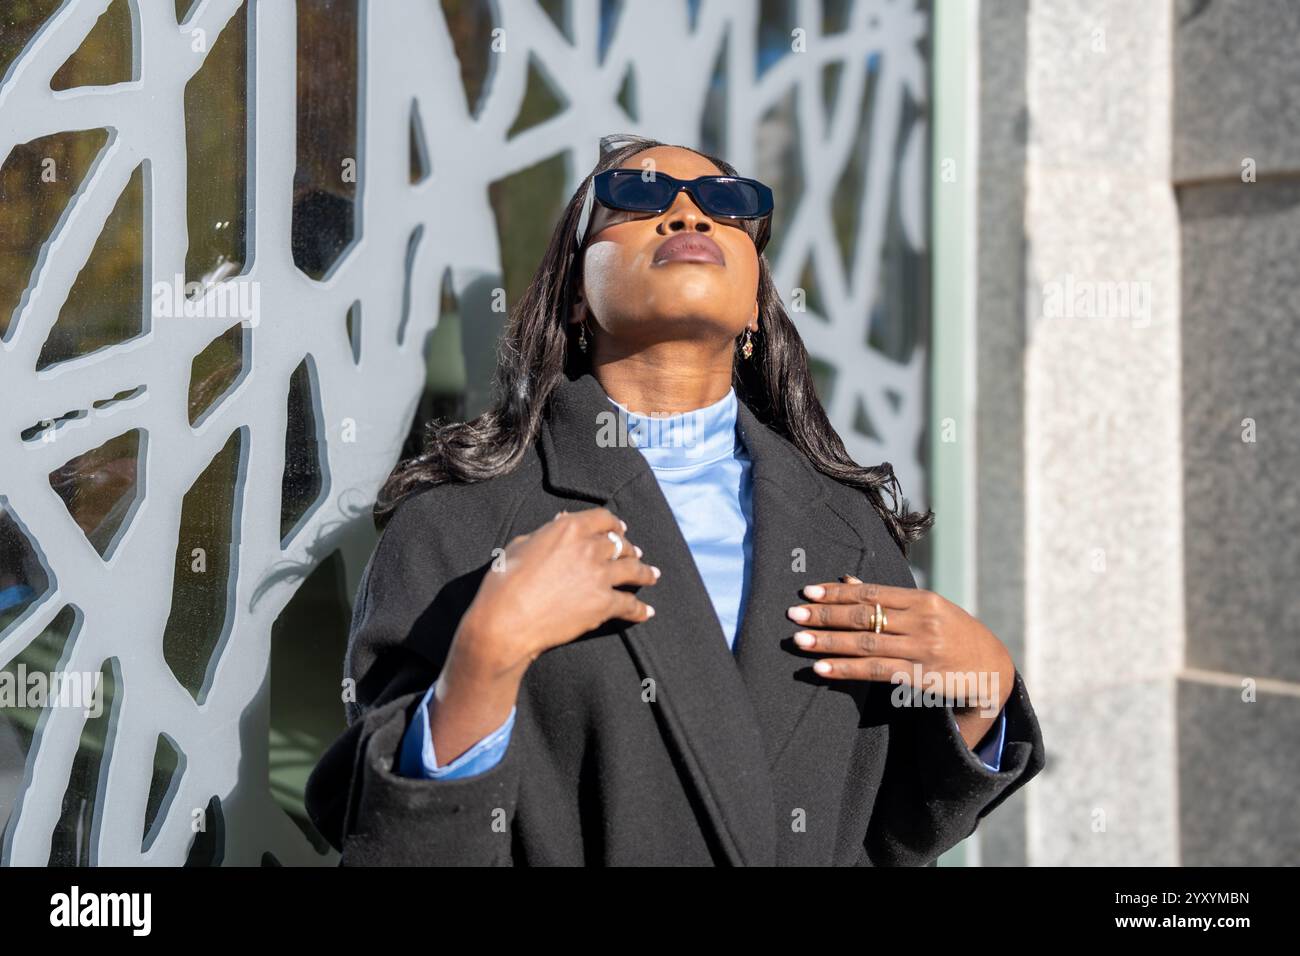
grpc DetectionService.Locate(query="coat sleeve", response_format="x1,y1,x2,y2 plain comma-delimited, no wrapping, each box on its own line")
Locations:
303,484,526,866
845,492,1047,866
858,668,1046,866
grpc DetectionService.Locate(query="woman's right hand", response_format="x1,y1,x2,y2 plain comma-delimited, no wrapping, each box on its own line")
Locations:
425,508,658,769
455,506,659,679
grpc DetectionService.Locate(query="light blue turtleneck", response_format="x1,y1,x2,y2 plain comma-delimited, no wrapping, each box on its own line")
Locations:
607,384,756,651
397,384,1005,780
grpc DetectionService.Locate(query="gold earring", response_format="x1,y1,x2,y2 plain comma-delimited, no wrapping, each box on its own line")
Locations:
741,327,754,360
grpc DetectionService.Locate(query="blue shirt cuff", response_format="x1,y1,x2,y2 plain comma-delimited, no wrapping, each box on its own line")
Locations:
973,708,1007,772
397,683,516,779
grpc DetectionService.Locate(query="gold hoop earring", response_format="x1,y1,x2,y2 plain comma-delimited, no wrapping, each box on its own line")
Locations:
741,327,754,360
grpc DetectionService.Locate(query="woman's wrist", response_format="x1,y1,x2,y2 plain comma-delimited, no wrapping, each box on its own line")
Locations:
423,614,526,768
447,606,531,689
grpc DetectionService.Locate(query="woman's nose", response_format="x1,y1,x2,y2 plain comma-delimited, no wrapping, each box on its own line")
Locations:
662,192,713,234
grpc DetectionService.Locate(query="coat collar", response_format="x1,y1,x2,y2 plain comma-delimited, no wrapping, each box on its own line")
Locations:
537,371,870,865
539,371,862,547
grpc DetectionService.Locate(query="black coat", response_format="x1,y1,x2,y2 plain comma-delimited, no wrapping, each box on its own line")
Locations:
304,371,1046,865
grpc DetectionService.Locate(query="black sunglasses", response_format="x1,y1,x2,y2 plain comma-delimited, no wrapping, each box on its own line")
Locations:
578,169,774,252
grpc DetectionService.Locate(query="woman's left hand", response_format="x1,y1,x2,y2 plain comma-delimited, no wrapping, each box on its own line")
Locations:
785,574,1015,753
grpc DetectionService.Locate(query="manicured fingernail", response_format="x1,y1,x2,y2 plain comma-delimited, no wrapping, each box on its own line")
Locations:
793,631,814,648
620,519,627,531
634,545,643,558
813,661,832,675
802,584,825,599
650,565,661,579
787,606,810,622
645,605,655,618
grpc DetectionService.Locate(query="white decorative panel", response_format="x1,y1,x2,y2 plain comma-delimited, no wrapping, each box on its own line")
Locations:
0,0,928,865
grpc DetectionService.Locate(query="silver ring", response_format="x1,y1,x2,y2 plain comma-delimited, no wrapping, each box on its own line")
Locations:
607,530,623,560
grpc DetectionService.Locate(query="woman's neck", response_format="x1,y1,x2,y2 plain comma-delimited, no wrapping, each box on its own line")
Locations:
588,356,734,416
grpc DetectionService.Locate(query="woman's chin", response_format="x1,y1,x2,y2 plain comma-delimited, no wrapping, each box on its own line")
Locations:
637,291,745,326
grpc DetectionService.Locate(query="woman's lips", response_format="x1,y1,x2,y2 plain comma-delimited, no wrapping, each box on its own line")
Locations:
652,232,726,266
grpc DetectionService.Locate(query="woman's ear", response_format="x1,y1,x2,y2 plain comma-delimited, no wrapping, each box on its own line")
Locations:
569,286,586,326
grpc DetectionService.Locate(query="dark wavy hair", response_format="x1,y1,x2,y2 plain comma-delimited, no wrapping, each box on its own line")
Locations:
375,133,933,554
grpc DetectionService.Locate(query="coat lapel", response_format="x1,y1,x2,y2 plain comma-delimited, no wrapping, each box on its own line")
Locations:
537,372,869,865
730,399,869,769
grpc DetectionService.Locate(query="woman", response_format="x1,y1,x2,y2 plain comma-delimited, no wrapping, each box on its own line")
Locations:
305,133,1045,866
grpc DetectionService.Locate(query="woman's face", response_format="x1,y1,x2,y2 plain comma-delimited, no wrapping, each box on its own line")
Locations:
574,146,761,354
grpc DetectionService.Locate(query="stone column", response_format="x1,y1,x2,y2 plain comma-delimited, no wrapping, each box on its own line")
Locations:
1173,0,1300,867
978,0,1184,865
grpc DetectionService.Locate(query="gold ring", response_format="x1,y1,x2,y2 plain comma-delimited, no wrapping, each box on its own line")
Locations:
874,602,885,634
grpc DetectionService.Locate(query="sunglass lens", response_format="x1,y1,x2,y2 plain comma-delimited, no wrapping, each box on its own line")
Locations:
695,179,765,217
605,171,673,211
